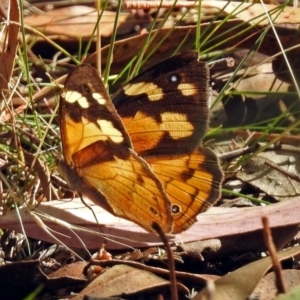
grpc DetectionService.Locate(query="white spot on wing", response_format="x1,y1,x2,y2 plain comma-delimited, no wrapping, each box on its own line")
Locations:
97,119,124,143
170,74,179,83
63,90,89,108
92,92,106,105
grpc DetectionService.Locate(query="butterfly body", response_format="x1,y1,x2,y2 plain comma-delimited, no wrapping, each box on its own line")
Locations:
59,52,223,234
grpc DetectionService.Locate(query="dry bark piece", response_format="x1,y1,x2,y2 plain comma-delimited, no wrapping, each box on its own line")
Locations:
1,197,300,250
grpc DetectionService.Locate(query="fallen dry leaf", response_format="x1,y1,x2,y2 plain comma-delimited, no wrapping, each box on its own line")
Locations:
205,1,300,25
71,264,185,299
275,284,300,300
195,244,300,300
250,270,300,300
24,5,138,39
237,154,300,201
0,0,19,102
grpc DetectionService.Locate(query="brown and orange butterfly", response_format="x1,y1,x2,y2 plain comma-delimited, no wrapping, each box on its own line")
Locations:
58,51,223,234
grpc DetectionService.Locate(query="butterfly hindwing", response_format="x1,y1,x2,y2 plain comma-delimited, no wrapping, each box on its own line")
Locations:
113,52,223,232
59,64,173,233
146,148,223,233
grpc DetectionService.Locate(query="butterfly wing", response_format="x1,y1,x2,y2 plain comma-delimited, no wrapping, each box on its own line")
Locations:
113,51,209,156
113,51,223,233
59,64,173,233
146,148,223,233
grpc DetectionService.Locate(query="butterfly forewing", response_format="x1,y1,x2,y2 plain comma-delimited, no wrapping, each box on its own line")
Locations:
60,65,132,164
113,51,209,156
59,64,173,233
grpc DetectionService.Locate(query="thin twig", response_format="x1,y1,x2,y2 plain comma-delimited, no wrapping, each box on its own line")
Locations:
262,216,286,294
123,1,198,9
264,160,300,184
152,222,178,300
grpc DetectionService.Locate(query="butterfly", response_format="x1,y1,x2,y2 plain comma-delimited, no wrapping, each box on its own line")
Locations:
58,51,223,234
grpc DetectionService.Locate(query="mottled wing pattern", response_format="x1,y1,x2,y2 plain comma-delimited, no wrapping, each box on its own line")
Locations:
146,148,223,233
59,64,173,233
114,52,223,232
113,51,209,156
